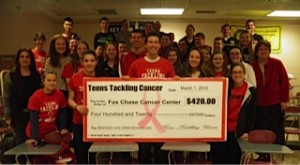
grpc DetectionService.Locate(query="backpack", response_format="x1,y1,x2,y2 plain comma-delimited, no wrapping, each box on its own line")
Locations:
0,130,16,164
32,142,76,164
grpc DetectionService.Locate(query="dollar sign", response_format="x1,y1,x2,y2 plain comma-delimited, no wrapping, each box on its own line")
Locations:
187,98,191,105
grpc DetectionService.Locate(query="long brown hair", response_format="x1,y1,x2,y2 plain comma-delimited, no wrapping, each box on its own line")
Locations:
48,34,70,67
14,47,39,76
239,30,255,62
208,51,229,77
103,42,119,71
184,47,211,77
71,40,90,73
166,46,184,76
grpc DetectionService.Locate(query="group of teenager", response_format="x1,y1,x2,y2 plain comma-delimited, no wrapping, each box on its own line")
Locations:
2,16,289,164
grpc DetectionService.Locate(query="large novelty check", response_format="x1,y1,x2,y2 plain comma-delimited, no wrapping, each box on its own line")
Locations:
83,78,228,142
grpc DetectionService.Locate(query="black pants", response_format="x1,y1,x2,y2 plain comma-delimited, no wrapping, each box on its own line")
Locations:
255,104,285,144
72,123,93,164
210,132,241,164
138,142,168,164
59,90,73,131
12,113,29,145
12,112,29,164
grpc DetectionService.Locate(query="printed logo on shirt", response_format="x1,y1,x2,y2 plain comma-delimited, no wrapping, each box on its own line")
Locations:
39,101,59,123
78,67,84,73
40,101,59,112
36,56,46,63
141,69,166,78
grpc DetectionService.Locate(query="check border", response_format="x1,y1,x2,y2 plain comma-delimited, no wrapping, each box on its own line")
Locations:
83,78,228,142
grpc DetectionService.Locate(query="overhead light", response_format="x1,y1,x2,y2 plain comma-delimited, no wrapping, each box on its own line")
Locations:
267,10,300,17
140,8,184,15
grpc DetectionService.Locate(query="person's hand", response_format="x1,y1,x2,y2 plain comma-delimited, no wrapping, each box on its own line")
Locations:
240,133,249,141
281,102,288,111
23,108,29,113
25,139,38,146
5,119,11,128
60,129,68,135
121,75,130,80
76,105,88,115
173,75,181,80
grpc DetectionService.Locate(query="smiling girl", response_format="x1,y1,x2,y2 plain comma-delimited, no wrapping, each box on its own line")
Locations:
211,63,257,164
62,40,89,85
45,34,70,92
183,48,211,78
68,50,105,164
166,47,184,77
25,72,69,145
101,42,119,77
209,51,229,77
239,30,255,63
3,48,41,150
228,46,256,87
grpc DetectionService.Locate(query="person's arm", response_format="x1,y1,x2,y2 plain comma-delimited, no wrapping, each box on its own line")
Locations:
68,88,88,115
65,78,71,88
68,89,77,110
3,71,12,123
30,110,39,141
246,64,257,87
114,32,119,43
127,62,137,78
94,34,98,50
58,107,68,134
168,62,176,77
246,87,257,133
61,63,72,86
44,58,51,73
278,61,290,110
112,33,117,42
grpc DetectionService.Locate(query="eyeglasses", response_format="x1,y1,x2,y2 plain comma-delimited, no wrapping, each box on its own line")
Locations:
232,71,244,75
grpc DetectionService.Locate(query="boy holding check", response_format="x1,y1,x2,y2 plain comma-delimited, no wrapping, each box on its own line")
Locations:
127,31,175,164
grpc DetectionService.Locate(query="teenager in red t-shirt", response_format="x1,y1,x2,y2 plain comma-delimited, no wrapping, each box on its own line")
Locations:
62,40,89,85
32,32,48,76
120,29,146,76
68,50,104,164
209,51,229,77
128,32,175,164
211,63,257,164
25,72,69,145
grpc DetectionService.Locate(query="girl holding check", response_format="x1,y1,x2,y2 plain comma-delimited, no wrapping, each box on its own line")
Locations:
68,50,105,164
210,63,257,164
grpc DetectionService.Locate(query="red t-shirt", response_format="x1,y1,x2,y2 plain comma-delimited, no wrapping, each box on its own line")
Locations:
32,49,48,75
61,62,84,79
26,89,67,138
214,71,224,77
68,72,85,124
227,82,247,132
120,50,146,76
127,57,175,78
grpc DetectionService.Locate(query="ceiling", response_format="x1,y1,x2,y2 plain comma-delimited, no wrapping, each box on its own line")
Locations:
0,0,300,23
